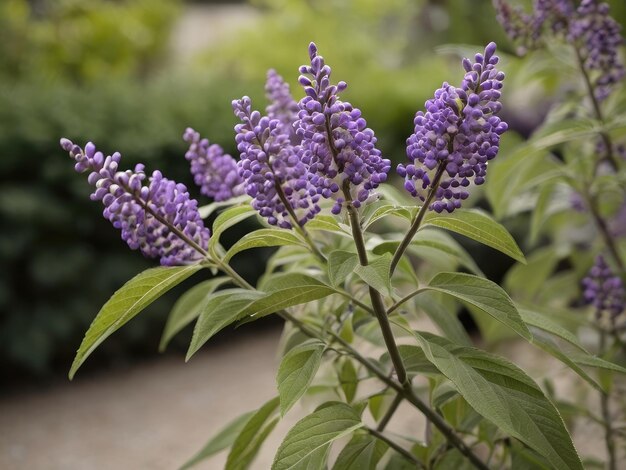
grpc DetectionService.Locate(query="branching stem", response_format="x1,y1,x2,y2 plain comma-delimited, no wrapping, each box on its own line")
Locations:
599,330,618,470
573,45,619,171
390,163,446,275
366,427,425,467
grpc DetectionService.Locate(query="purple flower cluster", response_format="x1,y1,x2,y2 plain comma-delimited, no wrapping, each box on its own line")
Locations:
494,0,624,100
232,96,320,228
265,69,301,144
582,255,625,323
183,128,244,202
493,0,538,54
60,138,210,266
569,0,625,101
534,0,575,34
398,43,508,213
296,43,391,214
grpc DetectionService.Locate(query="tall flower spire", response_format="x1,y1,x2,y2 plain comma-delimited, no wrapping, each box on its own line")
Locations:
60,138,210,266
398,43,508,213
494,0,625,100
296,43,391,214
582,255,625,325
183,127,245,202
232,96,320,228
265,69,301,144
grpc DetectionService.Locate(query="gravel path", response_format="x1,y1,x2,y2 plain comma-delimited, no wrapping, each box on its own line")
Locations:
1,330,284,470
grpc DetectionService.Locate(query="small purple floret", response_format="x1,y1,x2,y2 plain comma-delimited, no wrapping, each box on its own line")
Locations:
265,69,301,144
582,255,625,323
61,138,210,266
183,128,245,202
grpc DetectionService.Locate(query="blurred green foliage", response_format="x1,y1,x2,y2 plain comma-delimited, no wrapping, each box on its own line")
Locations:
0,0,179,83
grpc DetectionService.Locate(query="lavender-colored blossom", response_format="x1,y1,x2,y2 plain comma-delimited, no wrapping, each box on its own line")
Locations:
265,69,301,144
495,0,624,100
233,96,320,228
493,0,537,54
183,127,245,202
533,0,575,34
568,0,625,101
398,43,508,213
60,138,210,266
582,255,625,322
296,43,391,214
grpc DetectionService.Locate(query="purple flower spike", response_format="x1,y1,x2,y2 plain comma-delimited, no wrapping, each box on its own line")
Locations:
61,138,210,266
233,96,320,228
569,0,625,101
495,0,624,100
183,127,245,202
582,255,625,324
493,0,538,54
265,69,301,144
295,42,391,213
398,43,508,213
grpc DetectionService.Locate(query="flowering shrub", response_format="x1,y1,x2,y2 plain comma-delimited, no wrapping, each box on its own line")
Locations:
61,2,625,466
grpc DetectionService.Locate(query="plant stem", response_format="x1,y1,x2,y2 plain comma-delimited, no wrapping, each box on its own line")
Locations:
366,427,425,468
279,312,488,469
390,163,446,275
599,330,618,470
341,179,410,387
588,194,625,272
573,45,619,171
123,183,210,258
376,392,404,431
387,288,425,315
274,181,326,261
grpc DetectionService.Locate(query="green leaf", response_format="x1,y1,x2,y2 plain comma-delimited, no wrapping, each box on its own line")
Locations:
353,253,393,297
295,444,331,470
198,195,252,219
373,229,483,276
208,205,256,252
307,215,347,233
395,345,440,376
504,248,558,301
226,397,280,470
328,250,359,287
159,277,230,351
423,209,526,264
186,289,265,360
571,354,626,374
425,272,531,340
333,434,388,470
224,229,306,262
240,273,336,320
528,331,604,392
407,331,583,470
519,308,587,352
415,292,472,347
180,411,254,469
277,340,325,415
339,359,358,403
362,203,414,230
410,229,483,276
70,265,202,379
272,402,364,470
